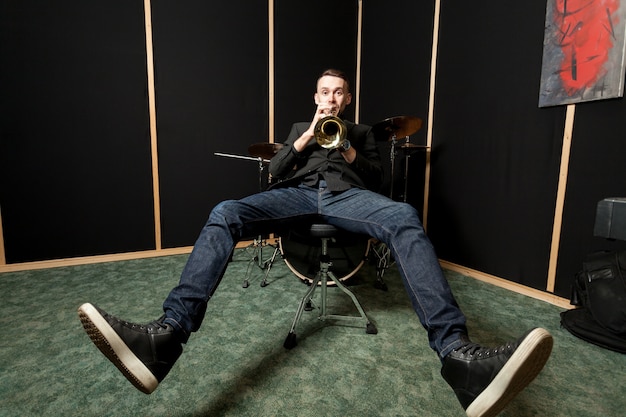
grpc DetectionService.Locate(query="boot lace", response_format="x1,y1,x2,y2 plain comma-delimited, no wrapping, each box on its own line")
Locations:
454,340,515,359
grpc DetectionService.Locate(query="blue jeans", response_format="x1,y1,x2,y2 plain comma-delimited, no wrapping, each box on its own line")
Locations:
163,183,468,358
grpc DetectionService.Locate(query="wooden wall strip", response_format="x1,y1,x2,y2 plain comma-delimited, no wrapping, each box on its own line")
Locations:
0,239,276,274
422,0,441,230
144,0,162,250
268,0,275,142
440,260,571,309
0,247,191,274
355,0,363,124
547,104,576,292
0,207,5,265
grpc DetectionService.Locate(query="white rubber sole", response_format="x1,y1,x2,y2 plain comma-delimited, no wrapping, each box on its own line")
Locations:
78,303,159,394
465,328,554,417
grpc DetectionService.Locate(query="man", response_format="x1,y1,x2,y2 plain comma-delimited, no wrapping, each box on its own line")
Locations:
78,69,553,417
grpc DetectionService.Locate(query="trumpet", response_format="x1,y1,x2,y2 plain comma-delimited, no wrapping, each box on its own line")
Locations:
314,111,347,149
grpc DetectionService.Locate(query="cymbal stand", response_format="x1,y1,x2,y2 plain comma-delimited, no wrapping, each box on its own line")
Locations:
389,133,400,200
402,136,410,203
213,152,281,288
246,156,281,288
370,135,401,291
370,240,393,291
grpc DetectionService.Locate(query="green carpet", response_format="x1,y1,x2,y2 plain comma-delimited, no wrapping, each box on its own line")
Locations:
0,248,624,416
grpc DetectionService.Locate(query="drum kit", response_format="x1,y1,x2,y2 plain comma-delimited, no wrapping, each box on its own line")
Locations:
369,115,428,288
371,115,427,202
214,115,426,289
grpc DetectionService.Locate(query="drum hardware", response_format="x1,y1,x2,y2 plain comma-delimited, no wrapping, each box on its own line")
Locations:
248,142,284,160
241,235,280,288
372,115,427,203
368,116,427,286
213,152,268,193
283,229,395,293
214,146,282,288
399,142,428,154
246,142,284,192
369,240,393,291
372,115,423,140
280,229,370,286
399,140,428,204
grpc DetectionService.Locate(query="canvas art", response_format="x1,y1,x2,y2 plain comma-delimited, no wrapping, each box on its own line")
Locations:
539,0,626,107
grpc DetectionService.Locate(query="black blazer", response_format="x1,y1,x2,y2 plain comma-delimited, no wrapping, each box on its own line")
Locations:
268,120,383,192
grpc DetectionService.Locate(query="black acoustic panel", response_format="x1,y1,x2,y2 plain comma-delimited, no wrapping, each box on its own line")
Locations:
554,99,626,297
0,1,154,263
427,1,565,290
360,0,433,127
274,0,358,142
360,0,434,212
151,1,269,248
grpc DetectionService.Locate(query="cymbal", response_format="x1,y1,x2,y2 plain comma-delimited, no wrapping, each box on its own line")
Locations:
248,142,283,160
372,116,423,140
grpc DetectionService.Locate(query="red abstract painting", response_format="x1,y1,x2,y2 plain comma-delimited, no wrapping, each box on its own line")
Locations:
539,0,626,107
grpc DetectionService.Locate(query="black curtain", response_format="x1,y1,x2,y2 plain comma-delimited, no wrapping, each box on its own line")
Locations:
360,0,434,212
427,1,565,291
274,0,358,142
0,1,154,262
555,99,626,296
151,0,269,247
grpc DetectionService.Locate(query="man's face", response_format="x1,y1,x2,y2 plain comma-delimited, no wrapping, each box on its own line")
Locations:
314,75,352,115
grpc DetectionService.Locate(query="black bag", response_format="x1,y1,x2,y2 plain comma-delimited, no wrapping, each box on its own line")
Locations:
560,250,626,353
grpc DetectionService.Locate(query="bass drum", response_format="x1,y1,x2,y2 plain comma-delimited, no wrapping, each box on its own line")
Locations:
279,229,370,285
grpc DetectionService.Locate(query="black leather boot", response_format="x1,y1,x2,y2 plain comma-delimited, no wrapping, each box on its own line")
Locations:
441,328,553,417
78,303,183,394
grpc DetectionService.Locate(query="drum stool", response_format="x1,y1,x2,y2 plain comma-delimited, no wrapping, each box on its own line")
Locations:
283,223,378,349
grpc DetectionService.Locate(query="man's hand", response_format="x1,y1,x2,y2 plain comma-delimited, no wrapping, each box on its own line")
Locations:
293,103,337,152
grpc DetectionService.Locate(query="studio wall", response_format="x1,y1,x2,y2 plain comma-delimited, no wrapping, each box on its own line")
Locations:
555,99,626,296
0,1,155,263
359,0,434,212
427,0,626,297
150,0,269,248
427,1,566,291
273,0,359,141
2,0,625,303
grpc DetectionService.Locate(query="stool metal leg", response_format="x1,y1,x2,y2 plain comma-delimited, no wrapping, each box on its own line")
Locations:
283,270,321,349
284,236,377,350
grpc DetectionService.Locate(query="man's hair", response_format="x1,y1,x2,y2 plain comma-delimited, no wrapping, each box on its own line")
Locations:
318,68,350,92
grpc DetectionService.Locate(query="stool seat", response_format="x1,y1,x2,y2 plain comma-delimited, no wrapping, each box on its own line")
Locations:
309,223,339,238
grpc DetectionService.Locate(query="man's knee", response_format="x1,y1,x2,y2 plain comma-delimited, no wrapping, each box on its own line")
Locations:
209,200,243,225
393,201,420,220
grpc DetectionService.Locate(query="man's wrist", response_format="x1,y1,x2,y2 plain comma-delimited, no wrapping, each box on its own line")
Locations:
338,140,351,153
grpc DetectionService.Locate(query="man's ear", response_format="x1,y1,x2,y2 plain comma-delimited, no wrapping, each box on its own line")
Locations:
314,92,320,104
345,92,352,105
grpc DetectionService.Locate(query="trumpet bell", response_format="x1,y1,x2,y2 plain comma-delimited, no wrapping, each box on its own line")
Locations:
314,116,347,149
